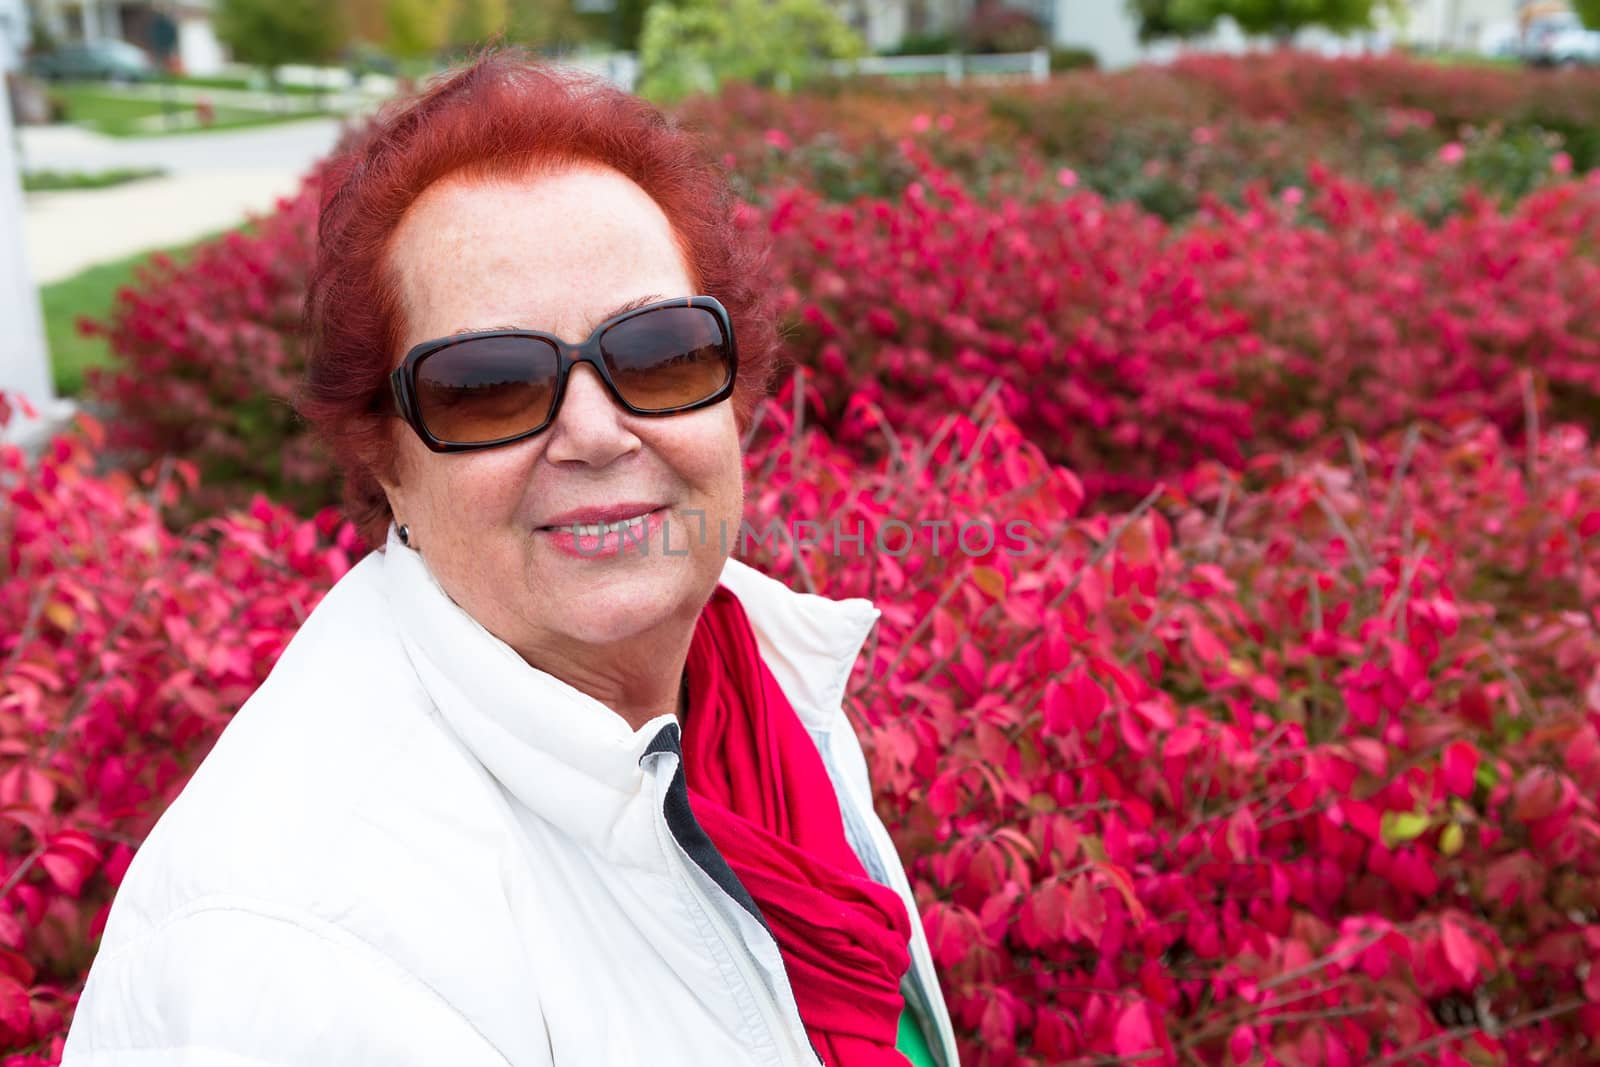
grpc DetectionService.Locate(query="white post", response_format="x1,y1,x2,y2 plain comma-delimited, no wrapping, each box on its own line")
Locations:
0,87,70,448
82,0,106,41
945,52,962,84
1032,47,1049,81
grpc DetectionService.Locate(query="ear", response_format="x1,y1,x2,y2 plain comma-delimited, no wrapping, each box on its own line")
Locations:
372,429,410,524
376,466,406,526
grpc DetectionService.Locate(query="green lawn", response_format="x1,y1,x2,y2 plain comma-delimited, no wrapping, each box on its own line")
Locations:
23,166,166,192
162,74,325,96
49,83,333,137
43,228,240,396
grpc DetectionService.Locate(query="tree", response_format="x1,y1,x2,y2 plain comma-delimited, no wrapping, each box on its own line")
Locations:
1129,0,1398,42
1218,0,1390,38
1577,0,1600,30
1127,0,1219,42
637,0,865,103
570,0,652,50
214,0,347,76
450,0,511,49
504,0,594,50
384,0,454,59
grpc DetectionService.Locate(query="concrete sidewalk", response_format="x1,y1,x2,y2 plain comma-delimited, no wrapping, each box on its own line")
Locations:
17,115,348,177
24,170,311,283
19,117,350,283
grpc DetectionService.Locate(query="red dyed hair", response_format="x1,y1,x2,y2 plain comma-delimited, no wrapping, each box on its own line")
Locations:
296,47,781,547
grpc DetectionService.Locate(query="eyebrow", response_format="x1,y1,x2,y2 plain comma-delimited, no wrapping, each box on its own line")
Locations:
448,293,667,338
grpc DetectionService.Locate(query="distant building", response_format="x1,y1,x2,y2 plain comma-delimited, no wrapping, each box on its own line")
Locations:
1,0,28,72
836,0,1151,68
1378,0,1523,52
840,0,1497,69
25,0,225,74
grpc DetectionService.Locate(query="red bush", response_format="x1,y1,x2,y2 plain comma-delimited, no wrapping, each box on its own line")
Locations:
760,153,1600,509
0,417,358,1063
29,55,1600,1066
82,65,1600,514
1179,168,1600,444
8,384,1596,1064
82,178,326,518
739,378,1600,1065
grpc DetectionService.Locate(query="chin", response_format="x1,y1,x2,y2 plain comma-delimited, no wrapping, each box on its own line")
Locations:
547,569,707,646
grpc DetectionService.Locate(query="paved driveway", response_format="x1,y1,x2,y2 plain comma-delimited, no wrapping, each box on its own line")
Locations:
19,116,353,284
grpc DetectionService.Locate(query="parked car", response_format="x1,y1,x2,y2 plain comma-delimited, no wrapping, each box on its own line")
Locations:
1520,11,1600,65
26,40,156,82
1545,22,1600,64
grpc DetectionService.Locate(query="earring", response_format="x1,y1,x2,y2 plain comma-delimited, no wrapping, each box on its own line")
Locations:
398,523,412,547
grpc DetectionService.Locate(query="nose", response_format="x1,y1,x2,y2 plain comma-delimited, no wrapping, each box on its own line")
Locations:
540,362,641,467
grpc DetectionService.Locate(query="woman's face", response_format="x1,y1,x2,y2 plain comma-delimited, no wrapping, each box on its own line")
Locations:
380,164,744,690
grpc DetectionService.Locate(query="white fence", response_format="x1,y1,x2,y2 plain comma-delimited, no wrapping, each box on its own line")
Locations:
831,49,1052,84
262,48,1049,99
553,52,642,94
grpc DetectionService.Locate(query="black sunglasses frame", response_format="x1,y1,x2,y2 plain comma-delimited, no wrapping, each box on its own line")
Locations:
386,294,738,454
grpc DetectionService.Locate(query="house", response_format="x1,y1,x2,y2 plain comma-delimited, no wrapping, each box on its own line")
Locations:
839,0,1524,69
25,0,225,74
1,0,28,72
1398,0,1527,53
837,0,1153,68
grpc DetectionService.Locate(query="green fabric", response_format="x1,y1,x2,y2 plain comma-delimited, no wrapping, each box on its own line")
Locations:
896,1003,937,1067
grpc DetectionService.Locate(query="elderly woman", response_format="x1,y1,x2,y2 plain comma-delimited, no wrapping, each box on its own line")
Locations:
60,49,957,1067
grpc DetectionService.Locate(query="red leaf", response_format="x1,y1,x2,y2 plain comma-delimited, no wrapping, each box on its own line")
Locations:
0,765,55,813
1229,1025,1256,1063
1512,768,1565,822
1441,741,1479,798
1024,880,1069,945
1440,917,1480,985
1226,806,1261,860
1065,875,1107,945
0,973,32,1036
1114,1001,1157,1056
1189,622,1228,666
0,948,34,987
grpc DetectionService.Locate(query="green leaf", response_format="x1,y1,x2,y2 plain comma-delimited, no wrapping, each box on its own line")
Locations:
1475,761,1501,792
1380,810,1432,848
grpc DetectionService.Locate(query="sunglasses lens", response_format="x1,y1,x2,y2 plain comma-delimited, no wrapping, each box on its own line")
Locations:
414,336,559,444
600,306,732,412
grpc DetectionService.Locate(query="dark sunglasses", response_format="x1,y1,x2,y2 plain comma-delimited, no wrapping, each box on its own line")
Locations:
384,295,737,453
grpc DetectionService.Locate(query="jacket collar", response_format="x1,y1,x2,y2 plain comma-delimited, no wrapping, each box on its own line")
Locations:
376,524,879,852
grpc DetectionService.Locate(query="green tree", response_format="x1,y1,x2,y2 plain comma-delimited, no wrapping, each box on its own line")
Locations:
637,0,864,103
1576,0,1600,30
1222,0,1390,38
570,0,651,50
450,0,511,48
1127,0,1219,41
385,0,453,58
1130,0,1398,41
505,0,594,50
214,0,347,76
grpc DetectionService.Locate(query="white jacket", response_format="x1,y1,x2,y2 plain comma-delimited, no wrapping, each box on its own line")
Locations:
60,527,960,1067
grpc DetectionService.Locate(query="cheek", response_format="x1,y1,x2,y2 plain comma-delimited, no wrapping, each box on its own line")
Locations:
679,415,743,496
400,447,534,535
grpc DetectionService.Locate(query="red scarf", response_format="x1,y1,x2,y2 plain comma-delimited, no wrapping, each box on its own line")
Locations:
682,586,913,1067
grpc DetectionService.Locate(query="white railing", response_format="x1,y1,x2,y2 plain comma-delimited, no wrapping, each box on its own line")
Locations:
554,51,641,94
831,48,1051,84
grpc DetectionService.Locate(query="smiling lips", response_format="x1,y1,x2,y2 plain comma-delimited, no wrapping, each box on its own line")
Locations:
537,501,665,534
536,503,668,558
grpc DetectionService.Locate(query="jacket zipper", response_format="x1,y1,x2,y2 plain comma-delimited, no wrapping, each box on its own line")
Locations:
822,731,954,1067
669,839,816,1066
643,724,819,1066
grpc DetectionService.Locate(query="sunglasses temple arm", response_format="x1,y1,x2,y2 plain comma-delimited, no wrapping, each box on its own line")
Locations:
387,373,407,419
